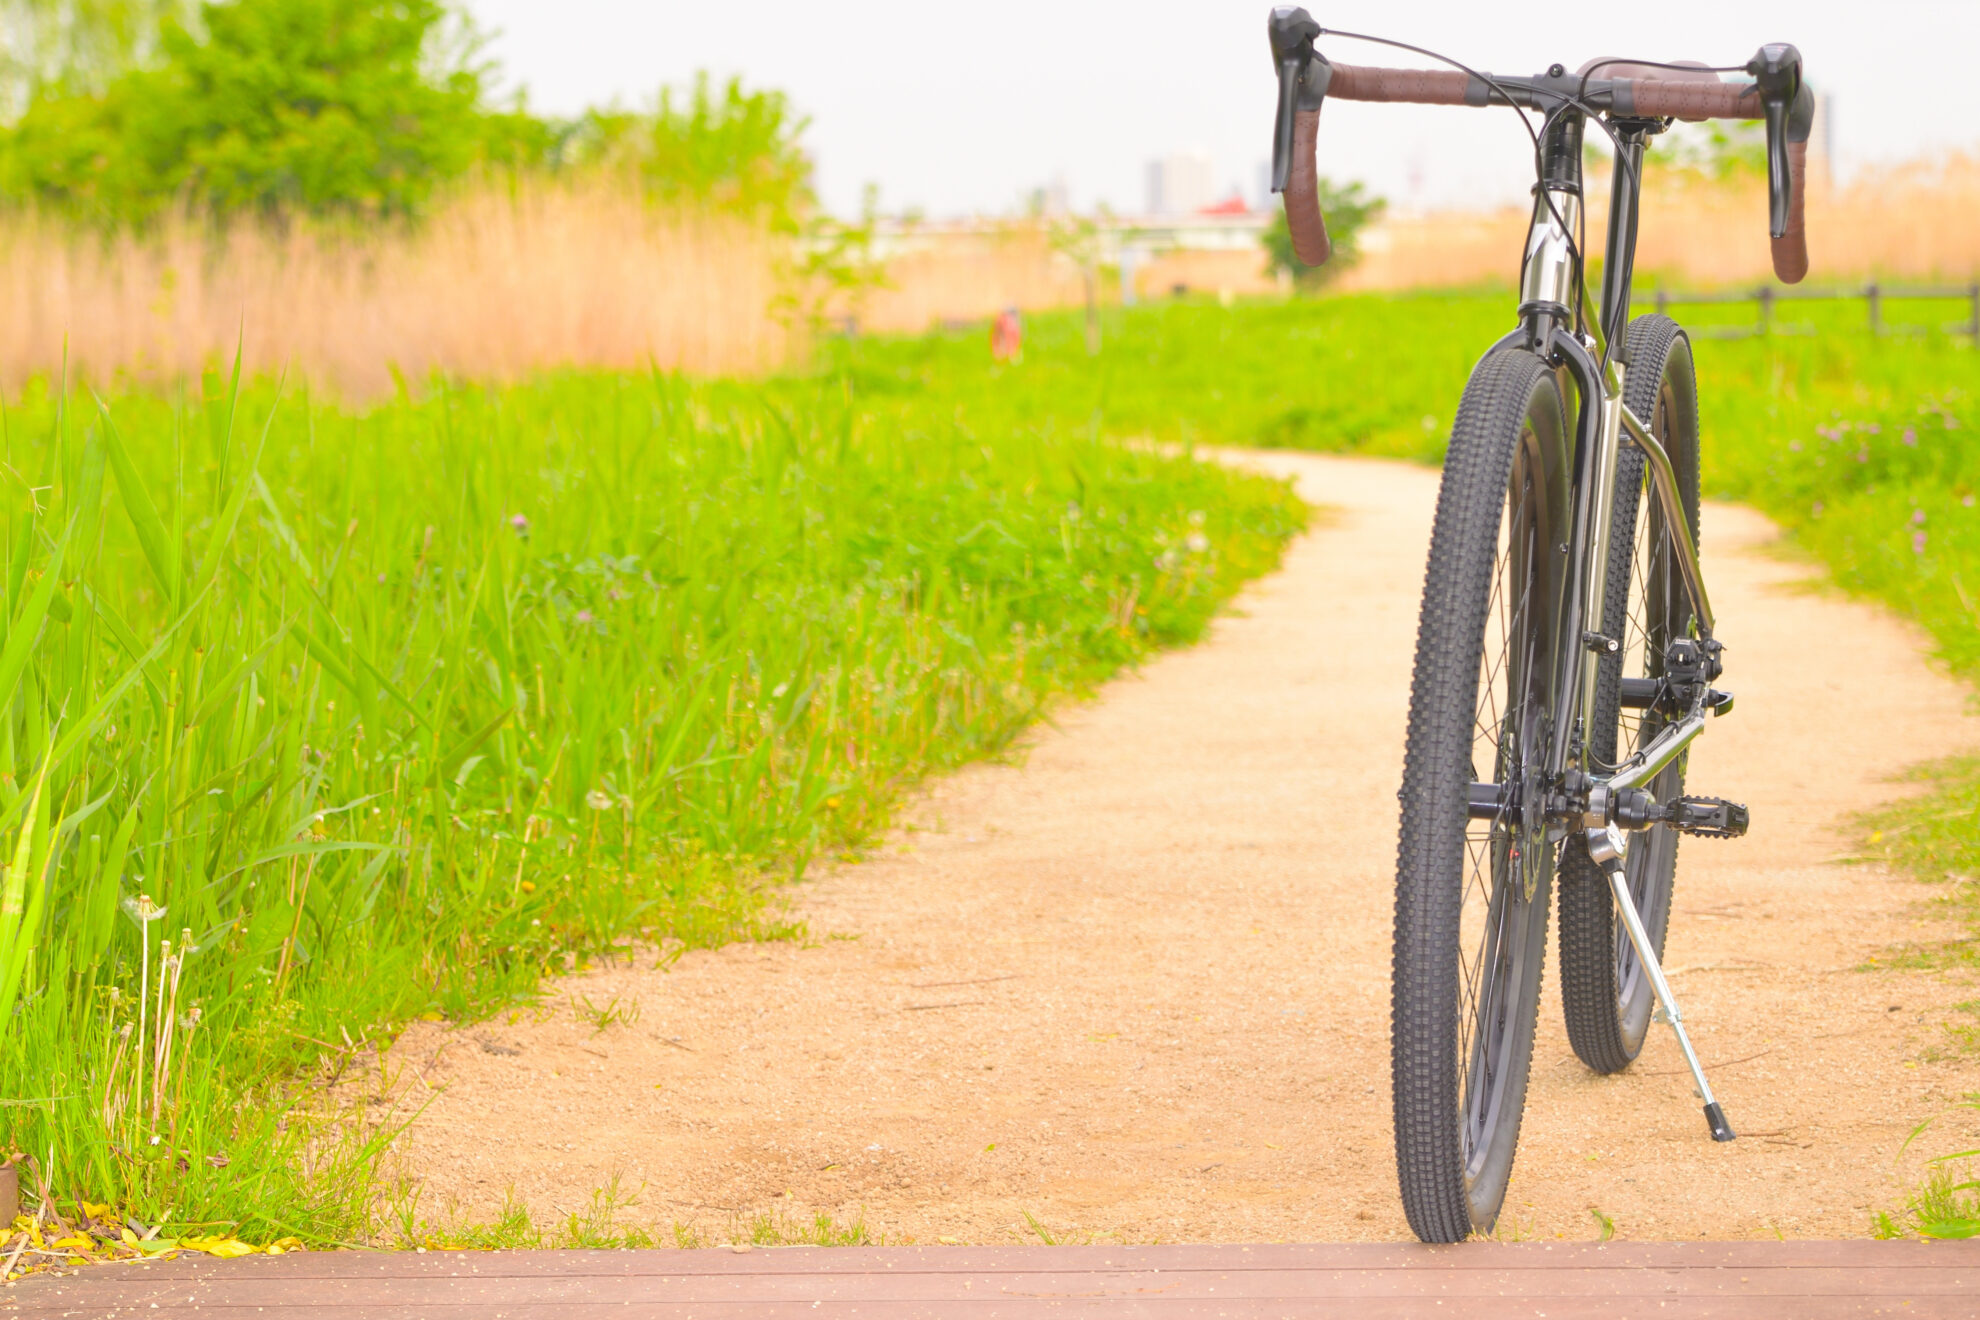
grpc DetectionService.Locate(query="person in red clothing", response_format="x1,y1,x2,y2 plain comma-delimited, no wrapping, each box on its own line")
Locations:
990,306,1023,362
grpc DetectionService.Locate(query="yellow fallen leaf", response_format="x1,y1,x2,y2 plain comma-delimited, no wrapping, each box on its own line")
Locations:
178,1235,258,1259
82,1202,115,1220
268,1237,304,1253
418,1011,444,1022
50,1235,92,1251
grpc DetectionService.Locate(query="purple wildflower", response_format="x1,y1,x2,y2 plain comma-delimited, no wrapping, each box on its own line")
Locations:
575,609,593,625
1903,428,1918,446
1913,509,1927,526
510,513,530,534
1913,530,1929,554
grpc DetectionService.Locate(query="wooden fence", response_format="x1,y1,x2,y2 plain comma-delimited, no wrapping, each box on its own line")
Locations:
1651,282,1980,339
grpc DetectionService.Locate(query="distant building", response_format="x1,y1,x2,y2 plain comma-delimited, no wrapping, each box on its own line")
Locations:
1027,176,1071,217
1145,153,1215,217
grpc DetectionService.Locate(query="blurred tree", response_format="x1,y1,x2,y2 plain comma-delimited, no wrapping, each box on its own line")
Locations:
0,3,819,230
1260,178,1385,291
0,0,515,220
1652,120,1767,179
0,0,193,117
562,73,813,229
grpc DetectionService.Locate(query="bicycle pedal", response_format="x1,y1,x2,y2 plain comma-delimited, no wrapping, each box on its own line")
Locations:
1664,796,1749,839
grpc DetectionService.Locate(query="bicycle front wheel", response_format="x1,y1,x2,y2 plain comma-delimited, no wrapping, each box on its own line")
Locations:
1394,348,1569,1243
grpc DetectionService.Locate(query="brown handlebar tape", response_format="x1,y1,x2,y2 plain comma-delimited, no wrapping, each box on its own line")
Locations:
1772,138,1809,284
1327,64,1470,105
1323,62,1767,124
1284,108,1331,267
1621,79,1761,122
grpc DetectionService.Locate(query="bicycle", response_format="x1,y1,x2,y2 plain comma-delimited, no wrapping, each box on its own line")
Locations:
1264,9,1813,1242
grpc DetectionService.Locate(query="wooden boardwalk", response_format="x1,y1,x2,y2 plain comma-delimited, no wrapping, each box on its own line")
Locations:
5,1241,1978,1318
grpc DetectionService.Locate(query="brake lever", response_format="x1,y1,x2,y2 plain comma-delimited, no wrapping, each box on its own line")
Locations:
1268,6,1326,194
1746,43,1803,239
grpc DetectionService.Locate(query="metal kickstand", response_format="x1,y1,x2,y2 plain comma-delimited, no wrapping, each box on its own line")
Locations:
1587,825,1737,1142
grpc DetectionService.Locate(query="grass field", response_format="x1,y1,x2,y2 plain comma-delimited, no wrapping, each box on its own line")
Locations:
0,359,1305,1250
9,285,1978,1252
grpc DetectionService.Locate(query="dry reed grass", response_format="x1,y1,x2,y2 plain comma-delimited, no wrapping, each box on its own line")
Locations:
0,178,789,398
855,227,1087,333
855,227,1280,335
7,151,1974,395
1343,153,1980,292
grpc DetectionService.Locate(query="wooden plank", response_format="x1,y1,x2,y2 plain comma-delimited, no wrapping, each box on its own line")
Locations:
19,1257,1980,1302
0,1301,1961,1320
6,1242,1977,1319
12,1239,1971,1278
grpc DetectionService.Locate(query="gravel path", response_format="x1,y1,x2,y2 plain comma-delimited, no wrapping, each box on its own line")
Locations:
380,452,1980,1244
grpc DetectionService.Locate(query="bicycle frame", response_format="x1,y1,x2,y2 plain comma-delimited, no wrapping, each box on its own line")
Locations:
1510,111,1718,799
1497,109,1737,1133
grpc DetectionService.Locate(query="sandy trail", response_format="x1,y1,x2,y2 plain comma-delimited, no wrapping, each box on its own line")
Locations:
382,452,1980,1243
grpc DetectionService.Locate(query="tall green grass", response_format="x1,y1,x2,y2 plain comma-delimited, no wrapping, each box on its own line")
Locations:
0,359,1304,1244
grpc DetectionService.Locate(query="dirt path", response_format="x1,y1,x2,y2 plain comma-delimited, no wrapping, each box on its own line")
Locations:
382,452,1980,1244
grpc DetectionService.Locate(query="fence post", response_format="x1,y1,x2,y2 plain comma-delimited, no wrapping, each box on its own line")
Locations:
1867,282,1883,336
1756,285,1773,338
1656,288,1669,316
1969,282,1979,339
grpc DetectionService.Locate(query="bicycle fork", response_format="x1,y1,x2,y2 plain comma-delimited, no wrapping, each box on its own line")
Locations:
1587,825,1738,1142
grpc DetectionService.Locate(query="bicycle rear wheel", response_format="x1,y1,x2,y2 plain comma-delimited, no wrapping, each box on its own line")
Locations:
1394,348,1569,1243
1557,314,1703,1073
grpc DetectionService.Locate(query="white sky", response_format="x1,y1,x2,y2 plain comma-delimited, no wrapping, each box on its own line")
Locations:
463,0,1980,218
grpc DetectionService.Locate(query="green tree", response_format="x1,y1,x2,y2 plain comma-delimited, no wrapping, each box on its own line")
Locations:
0,0,193,116
563,73,813,228
1261,177,1385,291
0,0,502,221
